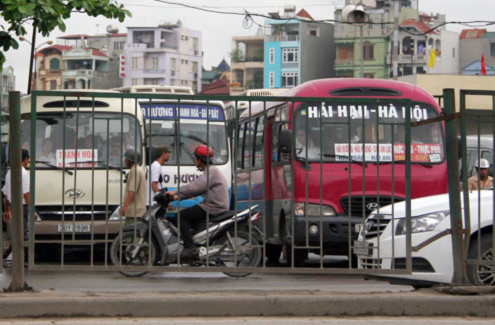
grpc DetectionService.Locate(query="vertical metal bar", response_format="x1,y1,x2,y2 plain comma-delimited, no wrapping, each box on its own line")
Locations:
7,91,27,291
459,90,471,263
443,88,468,284
90,97,95,266
60,96,67,266
28,92,37,267
405,99,412,274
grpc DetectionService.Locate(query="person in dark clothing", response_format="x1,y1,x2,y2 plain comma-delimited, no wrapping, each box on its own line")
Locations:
166,144,229,258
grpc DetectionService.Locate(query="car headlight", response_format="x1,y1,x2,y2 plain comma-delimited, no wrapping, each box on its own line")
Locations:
395,210,449,235
295,203,336,216
109,206,123,221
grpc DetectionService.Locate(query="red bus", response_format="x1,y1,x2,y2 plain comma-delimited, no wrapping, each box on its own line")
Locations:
234,78,447,266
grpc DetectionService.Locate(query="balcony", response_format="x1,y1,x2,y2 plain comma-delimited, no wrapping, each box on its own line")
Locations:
335,58,354,66
265,35,299,42
39,69,62,77
143,69,166,74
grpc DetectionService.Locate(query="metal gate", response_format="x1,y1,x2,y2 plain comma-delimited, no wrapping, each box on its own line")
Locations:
4,82,456,284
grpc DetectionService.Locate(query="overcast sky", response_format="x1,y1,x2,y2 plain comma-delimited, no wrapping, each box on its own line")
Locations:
4,0,495,92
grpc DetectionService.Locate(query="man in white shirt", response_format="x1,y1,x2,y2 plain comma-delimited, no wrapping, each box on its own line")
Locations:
2,149,32,267
146,146,171,207
295,129,320,159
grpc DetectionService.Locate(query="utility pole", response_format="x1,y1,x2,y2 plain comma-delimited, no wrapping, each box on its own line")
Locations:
392,0,400,80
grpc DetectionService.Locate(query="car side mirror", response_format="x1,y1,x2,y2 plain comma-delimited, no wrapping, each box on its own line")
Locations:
278,129,293,154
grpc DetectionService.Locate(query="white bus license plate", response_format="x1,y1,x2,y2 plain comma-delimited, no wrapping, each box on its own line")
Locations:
353,240,373,256
57,224,91,233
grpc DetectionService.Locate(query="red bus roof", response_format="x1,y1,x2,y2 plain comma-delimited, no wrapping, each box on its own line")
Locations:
239,78,439,119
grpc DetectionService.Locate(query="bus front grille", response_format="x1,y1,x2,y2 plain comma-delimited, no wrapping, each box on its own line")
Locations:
36,205,118,221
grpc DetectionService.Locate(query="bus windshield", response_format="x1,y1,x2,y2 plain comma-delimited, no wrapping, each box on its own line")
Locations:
141,102,228,165
21,112,142,168
147,121,228,165
294,102,444,164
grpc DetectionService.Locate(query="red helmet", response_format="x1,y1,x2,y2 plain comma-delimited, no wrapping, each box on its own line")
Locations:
194,144,214,163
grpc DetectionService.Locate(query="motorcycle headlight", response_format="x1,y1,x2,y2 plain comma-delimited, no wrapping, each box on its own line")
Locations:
295,203,336,217
395,210,449,235
109,206,123,221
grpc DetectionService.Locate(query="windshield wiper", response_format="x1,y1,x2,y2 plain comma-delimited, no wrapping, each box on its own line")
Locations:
322,154,368,167
35,161,73,175
93,161,126,174
380,160,433,168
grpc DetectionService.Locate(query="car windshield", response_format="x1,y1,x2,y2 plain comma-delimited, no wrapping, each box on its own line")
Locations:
21,112,142,169
294,102,444,164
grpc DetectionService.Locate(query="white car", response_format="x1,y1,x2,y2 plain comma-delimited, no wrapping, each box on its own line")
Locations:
355,190,494,287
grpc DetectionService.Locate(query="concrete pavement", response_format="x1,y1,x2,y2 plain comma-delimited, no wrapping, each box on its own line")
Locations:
0,269,494,318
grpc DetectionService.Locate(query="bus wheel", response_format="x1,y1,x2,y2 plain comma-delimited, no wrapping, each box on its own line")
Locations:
265,243,282,265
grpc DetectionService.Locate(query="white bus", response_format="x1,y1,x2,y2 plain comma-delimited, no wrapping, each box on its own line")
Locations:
20,90,145,248
113,86,232,211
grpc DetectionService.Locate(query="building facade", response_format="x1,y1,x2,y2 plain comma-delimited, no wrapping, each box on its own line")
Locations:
230,30,264,95
263,7,335,89
124,21,203,93
0,66,15,111
460,29,495,75
334,1,419,79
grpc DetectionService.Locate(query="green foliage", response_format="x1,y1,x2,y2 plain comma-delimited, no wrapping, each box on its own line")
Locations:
229,48,242,63
0,0,131,70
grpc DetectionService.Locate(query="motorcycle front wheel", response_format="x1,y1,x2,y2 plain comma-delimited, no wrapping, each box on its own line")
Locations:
110,230,157,277
216,230,262,277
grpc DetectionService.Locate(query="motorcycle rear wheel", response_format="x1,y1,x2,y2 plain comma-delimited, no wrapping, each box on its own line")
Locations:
110,230,157,277
216,230,262,277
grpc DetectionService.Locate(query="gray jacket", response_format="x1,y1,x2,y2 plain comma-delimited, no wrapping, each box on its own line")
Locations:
177,166,229,216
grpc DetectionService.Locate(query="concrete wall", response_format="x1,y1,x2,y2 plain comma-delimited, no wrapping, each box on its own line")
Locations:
398,74,495,111
300,22,335,81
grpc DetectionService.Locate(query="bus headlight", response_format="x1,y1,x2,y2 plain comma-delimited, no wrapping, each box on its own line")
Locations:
295,203,336,217
395,210,449,235
109,206,122,221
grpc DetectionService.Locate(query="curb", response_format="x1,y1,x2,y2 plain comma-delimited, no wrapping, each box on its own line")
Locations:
0,290,494,318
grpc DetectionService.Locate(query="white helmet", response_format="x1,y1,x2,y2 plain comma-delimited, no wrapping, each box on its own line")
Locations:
475,158,490,169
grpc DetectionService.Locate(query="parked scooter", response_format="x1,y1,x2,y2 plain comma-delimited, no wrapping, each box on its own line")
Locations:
110,189,262,277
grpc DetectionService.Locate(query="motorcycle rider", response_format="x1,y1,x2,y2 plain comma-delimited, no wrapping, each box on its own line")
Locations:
165,144,229,258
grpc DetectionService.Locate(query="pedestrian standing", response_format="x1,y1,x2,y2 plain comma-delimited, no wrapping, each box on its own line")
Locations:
122,149,146,224
146,146,171,207
2,149,31,267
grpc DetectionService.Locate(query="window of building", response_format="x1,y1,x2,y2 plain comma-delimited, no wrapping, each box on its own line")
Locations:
363,73,374,79
50,80,57,90
363,42,374,60
49,58,60,70
131,57,138,69
338,46,354,60
308,25,320,37
113,41,125,50
453,48,455,58
282,48,298,63
192,61,198,74
269,72,274,88
269,48,275,64
170,79,176,86
282,72,298,87
491,43,495,57
152,57,158,69
171,58,176,70
192,37,198,50
131,78,139,86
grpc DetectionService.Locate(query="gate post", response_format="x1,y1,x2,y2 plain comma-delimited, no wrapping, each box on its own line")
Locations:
443,88,468,285
6,91,30,291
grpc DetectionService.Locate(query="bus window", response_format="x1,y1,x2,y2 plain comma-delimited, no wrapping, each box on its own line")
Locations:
294,102,445,164
254,117,264,167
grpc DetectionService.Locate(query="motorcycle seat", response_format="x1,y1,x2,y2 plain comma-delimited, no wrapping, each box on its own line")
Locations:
210,210,236,222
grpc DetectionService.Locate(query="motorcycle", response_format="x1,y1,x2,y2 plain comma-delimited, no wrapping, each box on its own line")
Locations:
110,189,263,277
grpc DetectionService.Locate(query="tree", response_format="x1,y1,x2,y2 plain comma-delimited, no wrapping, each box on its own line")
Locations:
0,0,131,69
229,48,242,63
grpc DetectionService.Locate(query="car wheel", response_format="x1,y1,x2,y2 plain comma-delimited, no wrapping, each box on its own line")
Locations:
467,233,495,285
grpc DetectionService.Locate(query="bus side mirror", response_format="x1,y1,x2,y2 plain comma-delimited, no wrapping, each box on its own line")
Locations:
278,129,293,154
